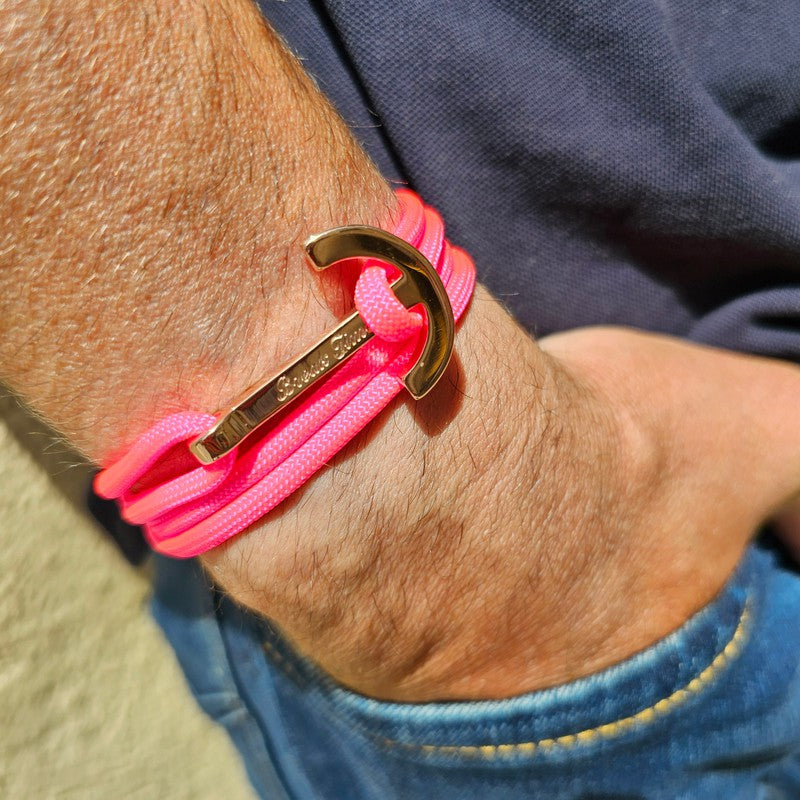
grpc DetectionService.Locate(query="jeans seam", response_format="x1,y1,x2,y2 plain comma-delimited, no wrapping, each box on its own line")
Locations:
371,596,753,759
257,593,752,761
263,638,310,690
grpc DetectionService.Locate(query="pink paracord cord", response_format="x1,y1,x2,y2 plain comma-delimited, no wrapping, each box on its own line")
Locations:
94,190,476,558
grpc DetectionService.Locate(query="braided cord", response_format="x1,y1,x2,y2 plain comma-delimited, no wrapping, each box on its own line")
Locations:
94,190,476,557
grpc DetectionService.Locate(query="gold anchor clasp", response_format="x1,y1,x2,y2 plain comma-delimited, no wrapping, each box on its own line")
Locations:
190,226,455,465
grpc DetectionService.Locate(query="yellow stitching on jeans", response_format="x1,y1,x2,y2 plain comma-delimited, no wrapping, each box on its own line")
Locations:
381,598,752,759
263,638,306,687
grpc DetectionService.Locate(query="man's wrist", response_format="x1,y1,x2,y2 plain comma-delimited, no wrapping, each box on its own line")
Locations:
201,285,606,700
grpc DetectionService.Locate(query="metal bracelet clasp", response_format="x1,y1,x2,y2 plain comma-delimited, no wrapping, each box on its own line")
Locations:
189,226,454,465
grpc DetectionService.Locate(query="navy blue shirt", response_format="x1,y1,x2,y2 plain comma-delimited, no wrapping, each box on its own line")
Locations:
258,0,800,359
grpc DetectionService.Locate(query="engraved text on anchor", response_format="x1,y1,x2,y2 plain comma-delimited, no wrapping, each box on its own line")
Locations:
275,324,370,403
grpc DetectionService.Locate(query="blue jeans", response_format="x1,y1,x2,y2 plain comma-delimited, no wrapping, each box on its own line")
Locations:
152,541,800,799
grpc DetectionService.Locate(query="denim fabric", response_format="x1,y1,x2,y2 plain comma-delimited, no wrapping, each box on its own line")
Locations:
153,542,800,799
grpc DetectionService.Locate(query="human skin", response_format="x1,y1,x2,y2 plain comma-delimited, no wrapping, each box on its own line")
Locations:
1,0,799,702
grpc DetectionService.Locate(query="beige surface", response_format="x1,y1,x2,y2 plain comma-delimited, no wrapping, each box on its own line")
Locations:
0,395,255,800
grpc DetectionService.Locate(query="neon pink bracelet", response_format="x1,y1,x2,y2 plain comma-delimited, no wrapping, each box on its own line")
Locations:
94,189,475,558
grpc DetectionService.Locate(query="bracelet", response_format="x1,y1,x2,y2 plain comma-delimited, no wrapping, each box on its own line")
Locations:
94,189,476,558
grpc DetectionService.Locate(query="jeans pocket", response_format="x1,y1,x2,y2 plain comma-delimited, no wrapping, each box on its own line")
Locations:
153,542,800,799
302,556,753,764
253,543,800,799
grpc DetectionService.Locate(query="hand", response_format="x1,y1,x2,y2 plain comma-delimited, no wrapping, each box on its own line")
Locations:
203,297,800,701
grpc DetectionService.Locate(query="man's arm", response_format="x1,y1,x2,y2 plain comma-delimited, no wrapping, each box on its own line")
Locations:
2,0,800,701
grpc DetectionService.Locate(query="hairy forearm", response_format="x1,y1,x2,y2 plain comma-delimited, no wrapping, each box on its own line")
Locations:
0,0,393,459
4,0,800,703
